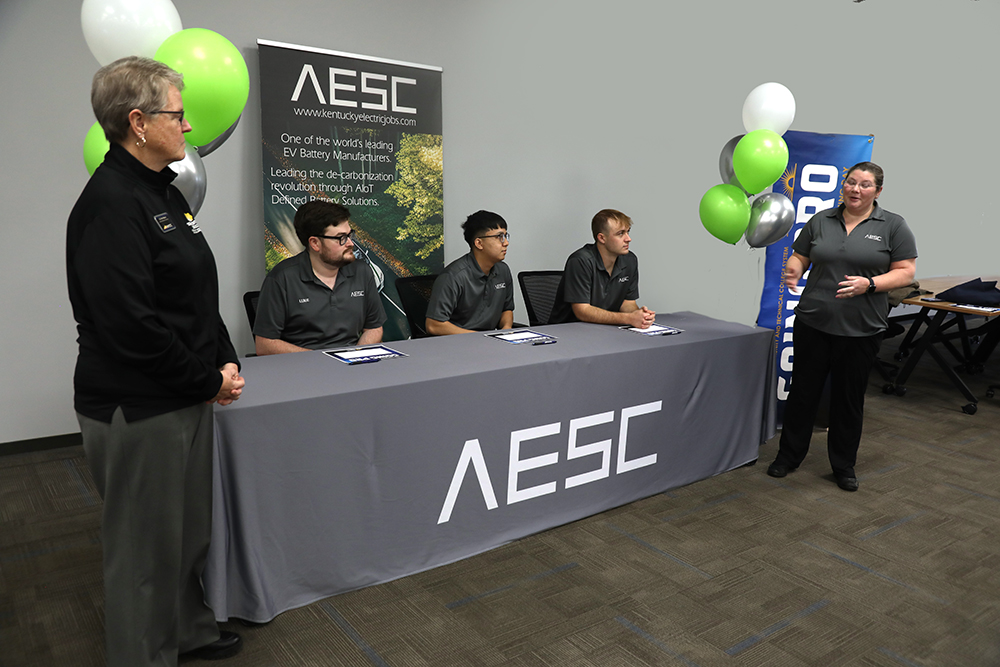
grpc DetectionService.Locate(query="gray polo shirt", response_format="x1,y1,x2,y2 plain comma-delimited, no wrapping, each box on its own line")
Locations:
793,203,917,337
254,251,386,349
550,243,640,324
426,252,514,331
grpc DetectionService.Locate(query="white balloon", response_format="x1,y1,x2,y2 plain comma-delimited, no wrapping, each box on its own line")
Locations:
81,0,183,66
742,82,796,135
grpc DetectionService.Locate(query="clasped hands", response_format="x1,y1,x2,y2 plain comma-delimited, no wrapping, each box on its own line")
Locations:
628,306,657,329
210,362,245,405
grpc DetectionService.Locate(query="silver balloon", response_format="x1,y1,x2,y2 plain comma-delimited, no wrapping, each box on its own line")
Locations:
169,145,207,215
745,192,794,248
718,133,747,193
197,114,241,158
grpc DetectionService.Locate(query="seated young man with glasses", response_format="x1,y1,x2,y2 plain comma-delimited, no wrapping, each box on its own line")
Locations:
425,210,515,335
254,200,385,354
549,209,656,328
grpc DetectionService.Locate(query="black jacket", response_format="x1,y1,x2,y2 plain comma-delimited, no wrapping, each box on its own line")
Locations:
66,143,238,422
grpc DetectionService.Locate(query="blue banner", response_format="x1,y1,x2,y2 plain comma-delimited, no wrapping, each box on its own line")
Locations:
756,130,874,424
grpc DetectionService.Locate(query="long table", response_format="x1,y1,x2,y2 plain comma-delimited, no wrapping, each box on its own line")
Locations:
204,312,777,622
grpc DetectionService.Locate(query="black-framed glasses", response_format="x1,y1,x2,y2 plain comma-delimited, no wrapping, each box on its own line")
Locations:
478,232,510,242
316,231,355,246
843,178,876,191
150,109,185,123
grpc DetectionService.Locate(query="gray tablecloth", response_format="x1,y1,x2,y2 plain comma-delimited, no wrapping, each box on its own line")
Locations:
205,312,776,622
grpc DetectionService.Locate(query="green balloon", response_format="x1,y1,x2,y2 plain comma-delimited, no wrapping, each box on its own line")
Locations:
84,122,110,175
699,184,751,244
155,28,250,148
732,129,789,195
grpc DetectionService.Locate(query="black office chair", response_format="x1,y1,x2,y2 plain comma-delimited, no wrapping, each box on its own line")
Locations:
395,275,438,339
517,271,563,327
243,290,260,333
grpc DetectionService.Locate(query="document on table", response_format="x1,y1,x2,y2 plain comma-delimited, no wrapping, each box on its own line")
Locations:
955,304,1000,314
484,330,557,344
323,346,407,364
619,323,684,336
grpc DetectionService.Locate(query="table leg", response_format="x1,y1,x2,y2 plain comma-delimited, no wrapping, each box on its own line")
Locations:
924,344,979,412
891,309,948,387
894,307,930,360
886,309,981,414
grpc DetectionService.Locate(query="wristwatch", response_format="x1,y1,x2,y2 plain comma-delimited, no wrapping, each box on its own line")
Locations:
866,276,876,294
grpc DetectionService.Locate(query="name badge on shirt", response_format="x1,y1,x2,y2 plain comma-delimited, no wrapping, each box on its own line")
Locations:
154,212,175,233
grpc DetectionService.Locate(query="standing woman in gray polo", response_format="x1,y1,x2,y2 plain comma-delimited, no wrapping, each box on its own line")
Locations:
766,162,917,492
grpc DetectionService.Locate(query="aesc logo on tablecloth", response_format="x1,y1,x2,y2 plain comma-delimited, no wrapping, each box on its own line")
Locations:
436,401,662,524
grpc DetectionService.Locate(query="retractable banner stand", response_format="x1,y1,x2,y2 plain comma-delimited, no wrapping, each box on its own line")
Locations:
756,130,874,424
258,40,444,340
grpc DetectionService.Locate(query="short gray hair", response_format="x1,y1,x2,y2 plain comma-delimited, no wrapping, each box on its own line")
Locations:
92,56,184,144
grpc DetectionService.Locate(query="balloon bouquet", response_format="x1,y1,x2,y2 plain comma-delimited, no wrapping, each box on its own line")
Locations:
79,0,250,214
699,82,796,247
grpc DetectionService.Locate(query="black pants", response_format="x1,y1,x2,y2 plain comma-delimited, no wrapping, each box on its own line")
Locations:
775,321,883,478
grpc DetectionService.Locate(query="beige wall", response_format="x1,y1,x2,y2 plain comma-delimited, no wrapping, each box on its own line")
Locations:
2,0,997,443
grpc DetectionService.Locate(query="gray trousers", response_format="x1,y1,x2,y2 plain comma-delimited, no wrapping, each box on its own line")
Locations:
78,403,220,667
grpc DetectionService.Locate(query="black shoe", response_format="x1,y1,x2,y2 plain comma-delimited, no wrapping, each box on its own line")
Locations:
835,475,859,492
766,462,791,478
180,631,243,661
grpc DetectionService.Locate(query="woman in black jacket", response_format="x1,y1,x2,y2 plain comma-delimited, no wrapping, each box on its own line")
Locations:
66,56,244,666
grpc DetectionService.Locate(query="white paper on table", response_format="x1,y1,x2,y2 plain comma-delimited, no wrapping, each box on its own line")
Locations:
485,330,556,344
620,323,684,336
323,345,407,363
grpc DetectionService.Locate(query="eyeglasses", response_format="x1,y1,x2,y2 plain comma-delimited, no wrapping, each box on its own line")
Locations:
149,109,185,123
478,232,510,242
316,231,355,246
843,179,876,191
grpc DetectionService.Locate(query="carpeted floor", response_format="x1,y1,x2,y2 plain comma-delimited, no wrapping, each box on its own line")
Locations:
2,344,999,666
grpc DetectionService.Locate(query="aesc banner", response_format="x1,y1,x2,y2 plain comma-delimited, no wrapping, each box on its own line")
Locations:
258,39,444,340
756,130,874,423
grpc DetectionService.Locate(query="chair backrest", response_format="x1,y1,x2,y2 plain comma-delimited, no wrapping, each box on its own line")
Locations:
395,275,439,339
518,271,563,326
243,290,260,333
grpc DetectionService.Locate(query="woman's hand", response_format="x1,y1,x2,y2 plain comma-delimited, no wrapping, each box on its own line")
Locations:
210,362,245,405
837,275,870,299
784,252,809,291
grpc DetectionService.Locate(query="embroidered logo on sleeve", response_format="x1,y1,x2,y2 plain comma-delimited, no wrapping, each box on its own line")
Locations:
154,212,175,232
185,212,202,234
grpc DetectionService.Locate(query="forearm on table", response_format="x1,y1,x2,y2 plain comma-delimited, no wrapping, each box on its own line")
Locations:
571,303,632,325
357,327,383,345
425,318,474,336
254,335,311,355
